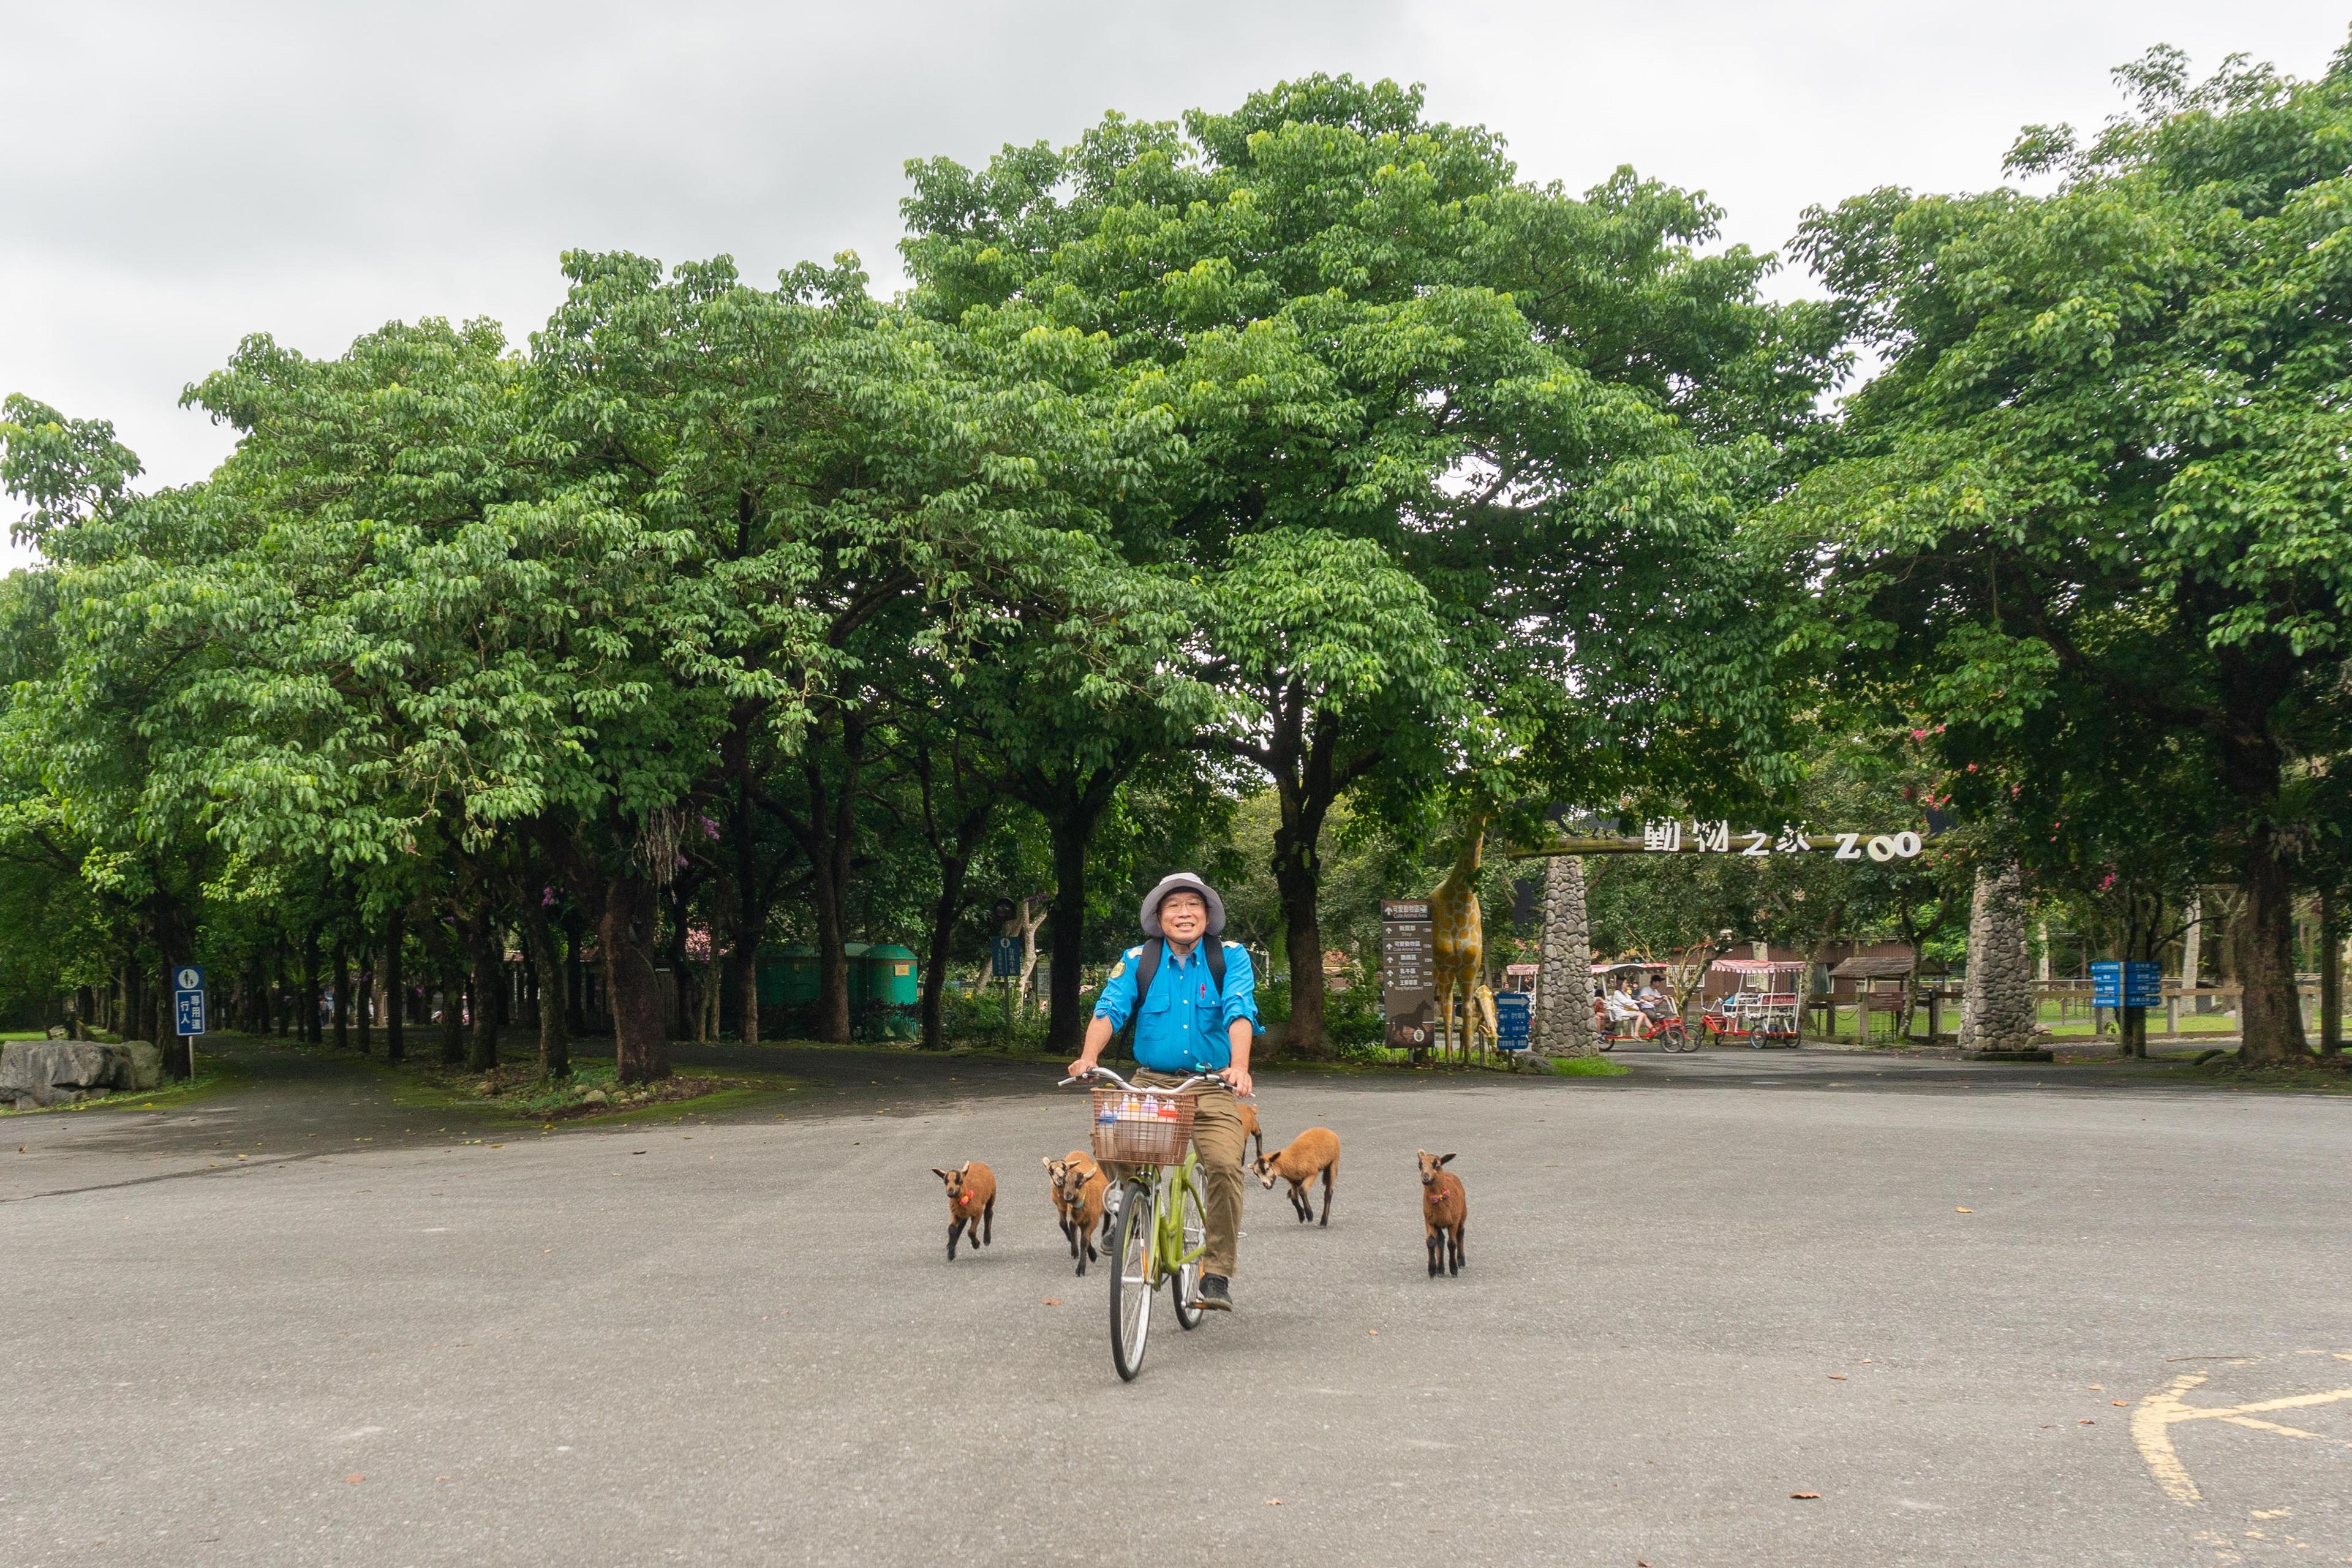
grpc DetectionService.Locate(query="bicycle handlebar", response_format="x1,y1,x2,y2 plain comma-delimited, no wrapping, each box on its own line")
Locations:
1058,1065,1243,1098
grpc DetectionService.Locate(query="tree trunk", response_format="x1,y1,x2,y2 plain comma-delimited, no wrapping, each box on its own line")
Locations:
519,902,570,1080
920,855,970,1052
1959,856,2040,1055
804,762,856,1044
384,909,405,1063
2236,835,2309,1064
1270,805,1329,1061
601,871,672,1084
332,938,350,1050
2318,889,2341,1057
1536,855,1597,1057
466,907,502,1073
301,925,322,1044
440,976,465,1065
356,948,374,1055
2180,894,2203,989
1044,803,1102,1058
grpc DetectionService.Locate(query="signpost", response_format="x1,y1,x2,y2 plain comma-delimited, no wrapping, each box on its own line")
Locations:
2090,960,2162,1045
1381,900,1437,1061
172,963,205,1077
1492,990,1531,1052
2089,960,2162,1008
990,937,1020,980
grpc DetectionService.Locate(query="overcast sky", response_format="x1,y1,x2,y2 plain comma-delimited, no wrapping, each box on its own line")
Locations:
4,1,2346,565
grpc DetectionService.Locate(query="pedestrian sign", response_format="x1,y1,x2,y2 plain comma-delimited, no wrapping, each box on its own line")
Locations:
2089,960,2161,1009
173,965,206,1037
990,937,1021,979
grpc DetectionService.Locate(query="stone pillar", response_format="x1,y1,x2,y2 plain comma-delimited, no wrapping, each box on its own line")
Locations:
1959,856,2046,1060
1536,855,1595,1057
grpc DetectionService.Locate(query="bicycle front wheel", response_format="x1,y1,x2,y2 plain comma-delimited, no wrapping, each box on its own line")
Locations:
1170,1174,1208,1330
1108,1179,1155,1381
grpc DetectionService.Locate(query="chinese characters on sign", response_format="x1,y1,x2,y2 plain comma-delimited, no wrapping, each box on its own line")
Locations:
2090,960,2162,1009
1380,900,1438,1057
1639,821,1923,860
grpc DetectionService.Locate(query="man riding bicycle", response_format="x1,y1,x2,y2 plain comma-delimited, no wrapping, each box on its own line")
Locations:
1068,872,1258,1313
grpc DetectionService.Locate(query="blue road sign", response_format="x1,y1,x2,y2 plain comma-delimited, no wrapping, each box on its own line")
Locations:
173,963,207,1037
990,937,1021,980
2090,960,2162,1009
1493,990,1531,1047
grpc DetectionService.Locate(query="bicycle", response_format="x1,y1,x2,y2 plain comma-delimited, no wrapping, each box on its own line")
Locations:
1059,1065,1229,1382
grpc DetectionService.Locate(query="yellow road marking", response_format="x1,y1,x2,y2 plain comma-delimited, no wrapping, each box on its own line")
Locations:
2132,1371,2352,1507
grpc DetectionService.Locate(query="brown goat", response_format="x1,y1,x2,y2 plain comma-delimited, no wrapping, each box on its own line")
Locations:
1253,1126,1340,1226
1416,1150,1465,1278
1237,1100,1265,1163
933,1161,996,1261
1044,1151,1110,1275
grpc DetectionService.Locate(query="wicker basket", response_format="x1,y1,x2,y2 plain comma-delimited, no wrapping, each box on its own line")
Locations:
1088,1086,1199,1166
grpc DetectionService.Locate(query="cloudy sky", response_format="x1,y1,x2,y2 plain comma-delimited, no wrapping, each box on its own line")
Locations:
3,1,2345,563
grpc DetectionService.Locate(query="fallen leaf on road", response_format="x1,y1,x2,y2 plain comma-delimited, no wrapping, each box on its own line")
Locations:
2089,1384,2104,1391
543,1248,554,1254
344,1474,364,1484
1828,1373,1846,1380
2078,1419,2094,1425
2112,1400,2127,1406
1954,1207,1972,1213
1042,1298,1061,1306
1791,1492,1819,1500
1368,1329,1378,1336
1265,1499,1281,1506
630,1150,646,1155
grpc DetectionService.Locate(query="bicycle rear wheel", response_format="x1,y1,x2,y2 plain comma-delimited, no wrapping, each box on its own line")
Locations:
1170,1174,1208,1330
1108,1178,1155,1381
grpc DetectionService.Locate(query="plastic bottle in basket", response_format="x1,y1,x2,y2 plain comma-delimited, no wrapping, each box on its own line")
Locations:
1142,1093,1159,1123
1158,1095,1178,1123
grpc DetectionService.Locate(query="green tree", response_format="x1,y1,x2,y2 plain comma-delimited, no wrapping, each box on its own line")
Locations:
1789,43,2352,1063
901,75,1840,1039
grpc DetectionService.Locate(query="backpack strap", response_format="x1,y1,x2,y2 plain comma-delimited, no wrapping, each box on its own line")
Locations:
1134,937,1226,1005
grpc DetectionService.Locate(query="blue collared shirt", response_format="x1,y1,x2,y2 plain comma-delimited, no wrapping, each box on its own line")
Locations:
1093,940,1261,1073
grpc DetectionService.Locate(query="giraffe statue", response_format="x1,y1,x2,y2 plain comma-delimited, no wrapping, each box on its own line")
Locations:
1430,824,1488,1066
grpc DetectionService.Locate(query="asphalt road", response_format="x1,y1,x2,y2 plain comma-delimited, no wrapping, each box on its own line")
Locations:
4,1039,2348,1567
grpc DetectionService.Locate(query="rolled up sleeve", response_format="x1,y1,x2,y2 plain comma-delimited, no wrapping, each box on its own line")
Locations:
1093,949,1141,1028
1219,944,1261,1032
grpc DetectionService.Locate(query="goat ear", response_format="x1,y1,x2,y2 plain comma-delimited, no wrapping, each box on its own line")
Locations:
932,1167,952,1183
1042,1156,1058,1170
1439,1152,1457,1166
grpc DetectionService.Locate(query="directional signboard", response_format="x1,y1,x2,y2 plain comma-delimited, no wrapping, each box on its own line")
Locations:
1492,990,1531,1049
1381,900,1437,1055
2090,960,2162,1009
2088,960,2163,1008
990,936,1021,980
173,963,206,1036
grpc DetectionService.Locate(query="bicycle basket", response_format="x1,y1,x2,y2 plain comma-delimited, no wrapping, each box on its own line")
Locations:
1088,1087,1198,1166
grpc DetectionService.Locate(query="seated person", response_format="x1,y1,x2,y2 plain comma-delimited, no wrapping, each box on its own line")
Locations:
1635,977,1668,1014
1602,979,1652,1036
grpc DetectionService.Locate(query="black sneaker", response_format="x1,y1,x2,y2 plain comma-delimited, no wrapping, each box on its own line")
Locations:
1194,1274,1233,1312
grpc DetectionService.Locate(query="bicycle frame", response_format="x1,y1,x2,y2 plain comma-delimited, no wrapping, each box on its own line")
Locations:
1143,1152,1208,1282
1062,1064,1226,1378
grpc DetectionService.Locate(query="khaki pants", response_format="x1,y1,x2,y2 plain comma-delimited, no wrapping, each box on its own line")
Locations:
1123,1070,1245,1280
